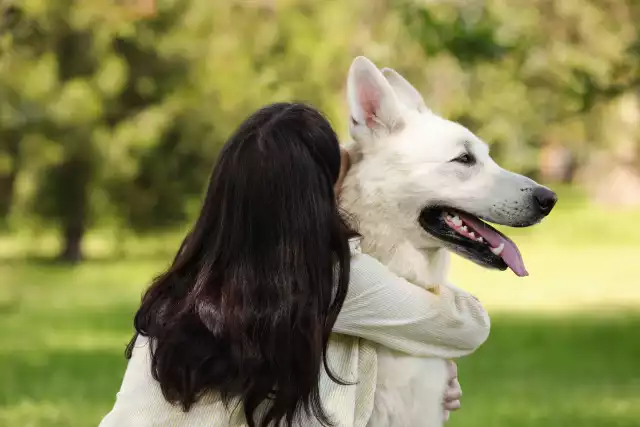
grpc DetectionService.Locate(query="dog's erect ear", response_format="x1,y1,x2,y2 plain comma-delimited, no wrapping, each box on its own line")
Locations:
381,68,429,113
347,56,403,131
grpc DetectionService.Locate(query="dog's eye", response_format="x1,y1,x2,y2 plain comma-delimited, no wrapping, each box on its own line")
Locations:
451,153,475,165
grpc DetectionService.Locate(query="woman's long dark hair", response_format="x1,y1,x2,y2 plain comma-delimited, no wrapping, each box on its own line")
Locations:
127,103,356,427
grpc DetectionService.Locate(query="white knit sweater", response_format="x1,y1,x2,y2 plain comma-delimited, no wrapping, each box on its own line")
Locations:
99,241,490,426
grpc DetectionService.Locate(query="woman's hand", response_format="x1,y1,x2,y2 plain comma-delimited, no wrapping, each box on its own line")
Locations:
443,360,462,421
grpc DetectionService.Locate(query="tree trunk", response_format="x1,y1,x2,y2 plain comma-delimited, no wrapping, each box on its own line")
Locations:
55,156,91,263
0,173,17,220
59,220,85,263
0,130,21,221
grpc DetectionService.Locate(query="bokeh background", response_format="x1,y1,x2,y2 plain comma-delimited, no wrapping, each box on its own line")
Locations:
1,0,639,426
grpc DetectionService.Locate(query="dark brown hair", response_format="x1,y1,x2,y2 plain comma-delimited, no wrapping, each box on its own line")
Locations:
127,102,356,426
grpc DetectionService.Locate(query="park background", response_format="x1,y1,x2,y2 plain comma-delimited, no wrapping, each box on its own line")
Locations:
1,0,639,426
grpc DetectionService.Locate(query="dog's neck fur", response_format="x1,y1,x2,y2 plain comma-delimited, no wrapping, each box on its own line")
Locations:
341,157,451,288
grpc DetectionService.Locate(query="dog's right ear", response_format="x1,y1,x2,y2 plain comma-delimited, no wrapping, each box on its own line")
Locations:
381,68,430,114
347,56,403,132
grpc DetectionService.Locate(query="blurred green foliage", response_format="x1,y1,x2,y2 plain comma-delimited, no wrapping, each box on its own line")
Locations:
0,0,639,261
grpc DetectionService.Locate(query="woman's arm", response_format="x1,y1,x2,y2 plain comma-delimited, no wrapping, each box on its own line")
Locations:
334,252,490,358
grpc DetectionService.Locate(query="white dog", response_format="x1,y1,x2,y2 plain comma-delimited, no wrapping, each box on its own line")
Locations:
340,56,557,427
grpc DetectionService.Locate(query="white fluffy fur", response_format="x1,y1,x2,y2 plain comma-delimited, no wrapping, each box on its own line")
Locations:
340,56,549,427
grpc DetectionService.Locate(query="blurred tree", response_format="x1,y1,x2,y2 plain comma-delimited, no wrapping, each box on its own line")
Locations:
1,0,639,261
395,0,640,175
1,0,216,261
0,5,29,224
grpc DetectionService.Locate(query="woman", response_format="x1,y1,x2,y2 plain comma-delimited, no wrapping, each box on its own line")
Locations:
100,103,490,427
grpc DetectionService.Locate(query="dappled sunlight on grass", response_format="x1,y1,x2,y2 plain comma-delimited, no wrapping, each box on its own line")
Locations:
449,198,640,313
1,203,639,426
0,349,126,427
450,242,640,312
454,315,640,427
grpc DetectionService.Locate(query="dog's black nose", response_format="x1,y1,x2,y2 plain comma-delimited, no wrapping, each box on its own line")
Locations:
533,187,557,216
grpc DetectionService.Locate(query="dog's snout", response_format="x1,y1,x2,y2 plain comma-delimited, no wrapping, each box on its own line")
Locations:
533,187,557,216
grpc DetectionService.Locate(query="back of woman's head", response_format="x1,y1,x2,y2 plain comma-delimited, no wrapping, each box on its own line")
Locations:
130,103,355,426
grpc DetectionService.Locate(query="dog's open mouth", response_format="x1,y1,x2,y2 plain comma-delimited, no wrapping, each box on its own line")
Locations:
419,208,528,277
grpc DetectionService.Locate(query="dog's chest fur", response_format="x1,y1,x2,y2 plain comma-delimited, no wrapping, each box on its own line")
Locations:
342,174,451,427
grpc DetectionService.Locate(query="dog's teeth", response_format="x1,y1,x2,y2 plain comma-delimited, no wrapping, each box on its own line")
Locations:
461,226,468,232
490,243,505,256
477,237,484,243
452,216,462,226
469,232,475,239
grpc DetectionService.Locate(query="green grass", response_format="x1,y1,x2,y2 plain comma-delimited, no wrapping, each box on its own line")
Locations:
458,315,640,427
1,198,639,426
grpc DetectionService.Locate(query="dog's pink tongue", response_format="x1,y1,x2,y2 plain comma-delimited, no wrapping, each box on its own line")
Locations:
457,213,528,277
